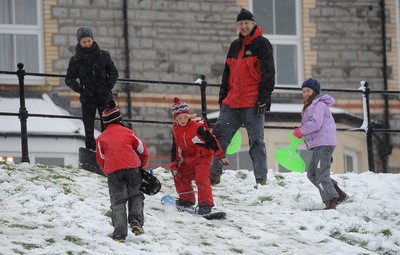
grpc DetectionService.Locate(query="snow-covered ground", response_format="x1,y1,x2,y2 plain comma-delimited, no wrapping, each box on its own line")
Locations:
0,163,399,255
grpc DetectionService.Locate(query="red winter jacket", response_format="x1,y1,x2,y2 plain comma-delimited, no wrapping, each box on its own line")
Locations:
96,123,149,176
170,118,224,170
220,26,275,108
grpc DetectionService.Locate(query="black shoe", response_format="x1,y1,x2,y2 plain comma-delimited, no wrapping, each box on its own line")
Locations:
130,222,144,236
256,178,267,185
197,203,212,215
210,174,221,185
112,234,126,243
176,199,195,207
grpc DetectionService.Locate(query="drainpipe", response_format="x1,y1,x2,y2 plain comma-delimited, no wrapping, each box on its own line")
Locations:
380,0,390,173
123,0,132,127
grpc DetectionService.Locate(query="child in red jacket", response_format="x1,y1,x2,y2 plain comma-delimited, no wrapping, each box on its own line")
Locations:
96,100,150,242
170,97,229,215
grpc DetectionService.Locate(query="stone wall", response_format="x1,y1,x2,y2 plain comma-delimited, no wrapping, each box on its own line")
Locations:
51,0,240,88
49,0,243,159
310,0,384,93
308,0,400,171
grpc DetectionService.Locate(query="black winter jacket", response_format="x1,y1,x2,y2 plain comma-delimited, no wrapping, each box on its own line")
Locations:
65,41,119,104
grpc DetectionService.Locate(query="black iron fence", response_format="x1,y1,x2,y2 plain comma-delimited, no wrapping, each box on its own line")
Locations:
1,63,400,172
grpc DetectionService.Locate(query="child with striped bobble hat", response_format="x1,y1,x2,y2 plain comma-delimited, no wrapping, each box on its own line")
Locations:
96,100,150,242
170,97,228,215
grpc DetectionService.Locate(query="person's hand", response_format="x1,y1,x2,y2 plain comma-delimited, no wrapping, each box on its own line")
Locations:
255,102,266,115
293,127,303,139
139,167,149,173
215,150,229,167
79,84,85,94
170,161,180,177
219,158,229,167
255,92,271,115
265,92,271,111
105,79,115,89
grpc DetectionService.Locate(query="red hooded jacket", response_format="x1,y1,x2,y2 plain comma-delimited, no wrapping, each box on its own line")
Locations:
170,118,224,170
96,123,149,176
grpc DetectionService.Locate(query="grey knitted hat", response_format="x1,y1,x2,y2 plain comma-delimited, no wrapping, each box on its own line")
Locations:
76,26,93,42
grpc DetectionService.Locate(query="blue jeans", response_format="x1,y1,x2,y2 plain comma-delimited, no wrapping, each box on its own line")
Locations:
210,105,268,180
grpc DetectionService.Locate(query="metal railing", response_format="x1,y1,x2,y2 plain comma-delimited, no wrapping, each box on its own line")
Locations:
1,63,400,172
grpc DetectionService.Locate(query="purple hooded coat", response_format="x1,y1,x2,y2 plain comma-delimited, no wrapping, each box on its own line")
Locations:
300,94,336,150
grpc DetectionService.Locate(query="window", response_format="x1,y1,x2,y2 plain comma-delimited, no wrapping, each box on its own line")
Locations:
226,147,253,171
343,148,358,173
0,0,44,85
251,0,302,87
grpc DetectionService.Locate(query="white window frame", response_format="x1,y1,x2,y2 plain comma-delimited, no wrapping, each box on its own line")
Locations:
343,148,358,173
250,0,303,88
0,0,44,85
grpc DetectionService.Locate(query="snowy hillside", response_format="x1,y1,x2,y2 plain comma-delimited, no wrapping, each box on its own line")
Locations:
0,163,399,255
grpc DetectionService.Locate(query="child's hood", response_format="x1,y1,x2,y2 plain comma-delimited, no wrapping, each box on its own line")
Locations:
313,94,334,107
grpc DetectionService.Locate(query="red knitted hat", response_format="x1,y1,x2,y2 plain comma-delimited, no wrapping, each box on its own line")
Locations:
171,97,190,120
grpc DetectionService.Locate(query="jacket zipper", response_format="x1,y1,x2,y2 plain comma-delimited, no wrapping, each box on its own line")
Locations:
183,132,187,148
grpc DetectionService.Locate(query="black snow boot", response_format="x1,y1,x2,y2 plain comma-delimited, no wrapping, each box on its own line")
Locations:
176,199,195,208
197,203,212,215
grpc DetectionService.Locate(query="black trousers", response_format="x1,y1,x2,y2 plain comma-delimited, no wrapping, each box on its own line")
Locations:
81,102,107,150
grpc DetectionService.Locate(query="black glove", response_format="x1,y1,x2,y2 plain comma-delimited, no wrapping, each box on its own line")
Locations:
105,79,115,89
265,92,271,111
78,84,85,94
218,88,227,108
139,167,149,173
255,92,271,115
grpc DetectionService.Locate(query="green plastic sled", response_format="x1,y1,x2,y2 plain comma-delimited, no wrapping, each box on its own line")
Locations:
274,131,306,173
226,131,242,155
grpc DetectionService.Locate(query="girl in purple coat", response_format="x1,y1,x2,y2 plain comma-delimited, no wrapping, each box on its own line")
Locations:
294,78,348,210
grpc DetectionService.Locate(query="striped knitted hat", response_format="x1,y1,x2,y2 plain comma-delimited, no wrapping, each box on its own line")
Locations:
171,97,190,120
102,100,122,125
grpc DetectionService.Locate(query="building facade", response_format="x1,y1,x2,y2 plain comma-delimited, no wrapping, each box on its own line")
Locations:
1,0,399,172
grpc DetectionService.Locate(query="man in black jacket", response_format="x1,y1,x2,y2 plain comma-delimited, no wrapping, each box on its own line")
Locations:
65,26,119,151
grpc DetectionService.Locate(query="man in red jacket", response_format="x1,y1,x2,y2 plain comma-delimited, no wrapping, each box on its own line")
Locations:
96,100,150,242
210,8,275,186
